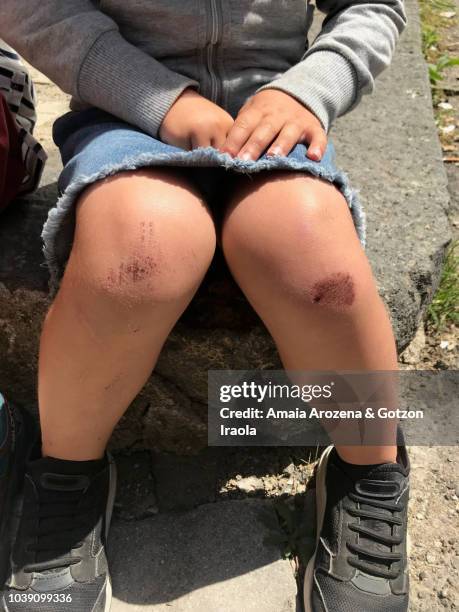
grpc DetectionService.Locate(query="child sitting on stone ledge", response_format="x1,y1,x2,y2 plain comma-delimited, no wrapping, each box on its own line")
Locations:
0,3,410,611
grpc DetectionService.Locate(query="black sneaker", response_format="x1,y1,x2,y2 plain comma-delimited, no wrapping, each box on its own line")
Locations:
304,445,410,612
2,454,117,612
0,395,36,587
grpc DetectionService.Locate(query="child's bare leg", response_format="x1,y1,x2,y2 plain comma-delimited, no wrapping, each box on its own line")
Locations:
39,169,216,460
222,172,397,464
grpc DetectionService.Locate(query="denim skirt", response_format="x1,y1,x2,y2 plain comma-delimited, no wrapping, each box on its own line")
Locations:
43,108,365,290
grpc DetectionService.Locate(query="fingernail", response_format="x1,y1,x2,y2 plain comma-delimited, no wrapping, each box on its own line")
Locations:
308,147,322,160
267,146,282,157
241,152,252,161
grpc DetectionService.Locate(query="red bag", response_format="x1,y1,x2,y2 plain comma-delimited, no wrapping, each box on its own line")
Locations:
0,92,26,212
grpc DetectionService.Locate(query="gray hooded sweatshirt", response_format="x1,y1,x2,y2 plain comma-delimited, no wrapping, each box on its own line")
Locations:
0,1,406,136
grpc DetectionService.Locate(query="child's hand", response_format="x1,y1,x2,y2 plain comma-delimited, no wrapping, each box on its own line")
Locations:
221,90,327,161
159,89,234,150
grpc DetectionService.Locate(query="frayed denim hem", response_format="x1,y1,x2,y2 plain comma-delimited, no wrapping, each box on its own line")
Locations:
41,146,366,294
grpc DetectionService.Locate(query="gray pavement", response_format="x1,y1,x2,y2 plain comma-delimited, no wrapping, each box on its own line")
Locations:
109,500,298,611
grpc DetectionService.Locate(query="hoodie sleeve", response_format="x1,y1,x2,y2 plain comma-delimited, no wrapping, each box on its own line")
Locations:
257,0,407,132
0,1,199,137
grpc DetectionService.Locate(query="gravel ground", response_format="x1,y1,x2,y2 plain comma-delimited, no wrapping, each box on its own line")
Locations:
408,446,459,611
404,1,459,604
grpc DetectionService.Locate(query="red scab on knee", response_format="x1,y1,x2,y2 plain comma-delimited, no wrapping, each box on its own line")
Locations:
103,256,157,291
311,273,355,308
119,257,157,284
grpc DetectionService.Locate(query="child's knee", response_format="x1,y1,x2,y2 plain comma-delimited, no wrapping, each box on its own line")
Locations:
69,230,213,308
223,178,375,312
65,181,216,307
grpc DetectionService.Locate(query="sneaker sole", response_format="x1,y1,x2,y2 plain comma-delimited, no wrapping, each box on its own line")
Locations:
303,445,334,612
0,404,37,588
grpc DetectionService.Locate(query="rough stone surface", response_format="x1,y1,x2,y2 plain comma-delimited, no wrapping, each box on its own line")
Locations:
400,323,427,365
109,499,298,611
113,451,159,520
0,0,452,452
152,449,219,511
331,1,451,349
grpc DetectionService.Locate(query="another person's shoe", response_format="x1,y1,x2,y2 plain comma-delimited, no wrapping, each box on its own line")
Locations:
2,453,117,612
304,445,410,612
0,395,36,587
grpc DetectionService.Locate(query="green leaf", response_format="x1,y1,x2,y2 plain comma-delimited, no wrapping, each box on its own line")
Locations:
437,55,459,70
429,65,443,83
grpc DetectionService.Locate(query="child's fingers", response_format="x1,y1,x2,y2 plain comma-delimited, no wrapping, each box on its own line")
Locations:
211,129,231,151
221,108,261,157
305,126,328,161
191,130,213,150
266,122,304,157
236,121,282,160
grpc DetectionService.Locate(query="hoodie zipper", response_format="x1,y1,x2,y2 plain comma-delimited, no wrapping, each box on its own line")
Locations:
206,0,222,103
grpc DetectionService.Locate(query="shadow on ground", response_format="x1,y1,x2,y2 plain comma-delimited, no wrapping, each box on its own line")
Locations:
108,448,314,611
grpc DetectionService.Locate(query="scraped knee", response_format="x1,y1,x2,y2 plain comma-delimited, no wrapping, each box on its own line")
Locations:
310,272,356,309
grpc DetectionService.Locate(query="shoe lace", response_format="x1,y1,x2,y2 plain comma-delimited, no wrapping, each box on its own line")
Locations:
344,488,404,580
23,487,93,574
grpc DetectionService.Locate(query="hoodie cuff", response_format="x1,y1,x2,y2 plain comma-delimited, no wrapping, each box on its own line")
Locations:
256,50,358,132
